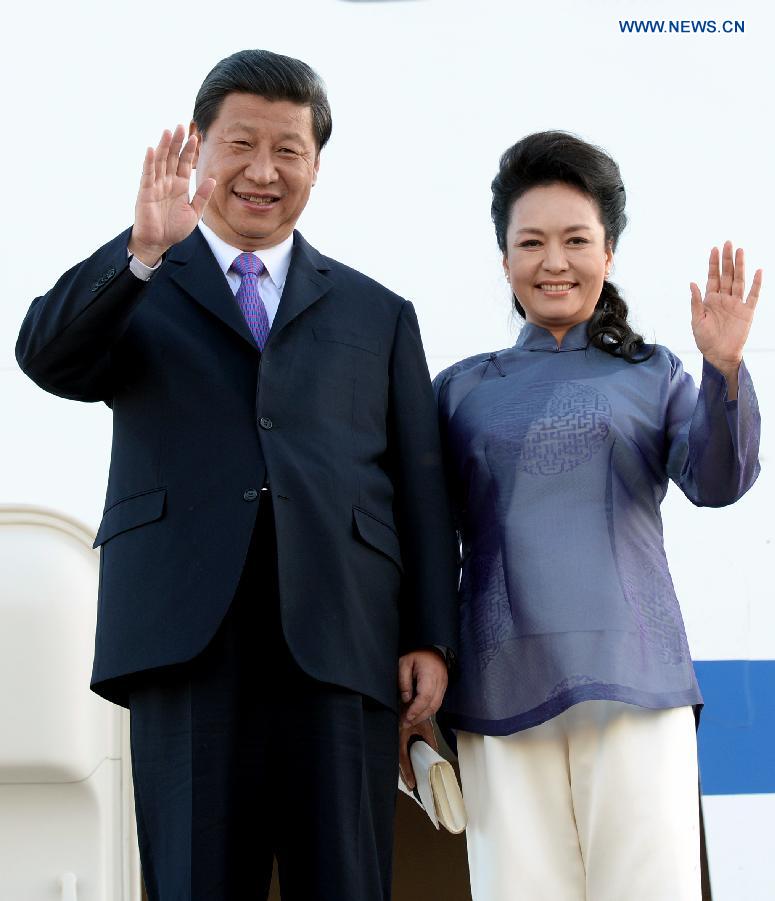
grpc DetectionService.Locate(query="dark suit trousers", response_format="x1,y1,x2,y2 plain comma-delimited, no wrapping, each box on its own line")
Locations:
128,495,399,900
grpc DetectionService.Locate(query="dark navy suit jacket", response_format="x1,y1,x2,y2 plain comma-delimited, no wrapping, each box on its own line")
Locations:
16,227,459,708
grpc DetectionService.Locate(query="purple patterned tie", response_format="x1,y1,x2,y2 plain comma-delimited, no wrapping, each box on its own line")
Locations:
230,252,270,350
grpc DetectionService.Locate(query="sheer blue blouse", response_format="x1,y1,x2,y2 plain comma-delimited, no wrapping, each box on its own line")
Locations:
433,320,760,736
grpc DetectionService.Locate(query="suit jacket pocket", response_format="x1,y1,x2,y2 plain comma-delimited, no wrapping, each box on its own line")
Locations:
93,487,167,548
313,327,380,356
353,506,403,572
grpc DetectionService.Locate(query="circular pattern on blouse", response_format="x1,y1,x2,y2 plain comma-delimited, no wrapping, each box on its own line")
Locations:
520,382,611,475
484,381,612,476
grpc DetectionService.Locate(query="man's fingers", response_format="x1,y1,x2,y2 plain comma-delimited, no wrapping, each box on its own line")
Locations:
178,134,199,180
191,178,216,219
166,125,186,177
406,699,433,725
420,675,447,721
746,269,763,309
404,671,436,723
154,129,172,181
398,657,414,703
140,146,155,188
399,652,450,724
720,240,734,295
706,246,720,296
403,691,430,723
426,679,447,719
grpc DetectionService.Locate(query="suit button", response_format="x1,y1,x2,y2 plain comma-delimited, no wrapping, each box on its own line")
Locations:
259,417,273,430
243,489,258,501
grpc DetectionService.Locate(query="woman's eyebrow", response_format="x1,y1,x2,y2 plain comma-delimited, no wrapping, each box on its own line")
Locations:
514,224,594,235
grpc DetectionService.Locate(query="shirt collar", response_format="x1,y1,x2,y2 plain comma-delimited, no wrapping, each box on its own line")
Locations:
197,221,294,292
515,320,590,352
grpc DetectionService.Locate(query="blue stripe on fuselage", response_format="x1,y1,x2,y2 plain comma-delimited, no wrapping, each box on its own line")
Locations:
695,660,775,795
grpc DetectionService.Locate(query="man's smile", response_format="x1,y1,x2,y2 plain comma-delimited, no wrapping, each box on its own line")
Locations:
233,191,281,207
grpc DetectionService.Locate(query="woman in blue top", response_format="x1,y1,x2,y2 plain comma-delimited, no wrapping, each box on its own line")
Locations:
433,132,762,901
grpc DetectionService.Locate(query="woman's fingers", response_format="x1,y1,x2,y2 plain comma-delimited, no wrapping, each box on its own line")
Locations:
706,246,720,296
732,247,745,299
720,240,734,295
705,243,756,303
746,269,763,309
690,282,704,322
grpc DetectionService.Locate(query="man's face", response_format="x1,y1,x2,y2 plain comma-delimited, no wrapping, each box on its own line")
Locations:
191,92,320,251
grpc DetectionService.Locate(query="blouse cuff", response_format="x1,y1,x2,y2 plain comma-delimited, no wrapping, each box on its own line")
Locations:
701,357,744,409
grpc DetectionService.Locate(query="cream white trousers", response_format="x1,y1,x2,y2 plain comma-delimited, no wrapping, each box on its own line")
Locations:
457,701,700,901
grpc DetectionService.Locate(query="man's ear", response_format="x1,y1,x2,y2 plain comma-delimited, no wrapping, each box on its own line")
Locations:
189,121,201,168
312,152,321,187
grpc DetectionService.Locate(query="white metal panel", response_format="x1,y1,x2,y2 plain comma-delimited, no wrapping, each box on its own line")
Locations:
0,762,120,901
0,508,112,781
703,795,775,901
0,507,140,901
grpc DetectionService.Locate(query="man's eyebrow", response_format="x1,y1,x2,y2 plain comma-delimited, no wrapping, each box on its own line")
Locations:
224,122,256,133
514,224,594,235
225,122,306,142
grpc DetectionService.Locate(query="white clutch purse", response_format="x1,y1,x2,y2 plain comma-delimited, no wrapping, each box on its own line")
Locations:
398,740,467,834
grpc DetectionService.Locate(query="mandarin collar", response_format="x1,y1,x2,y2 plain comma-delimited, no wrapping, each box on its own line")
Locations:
514,320,590,352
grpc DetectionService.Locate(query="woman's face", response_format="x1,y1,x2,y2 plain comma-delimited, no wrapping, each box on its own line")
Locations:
503,182,613,340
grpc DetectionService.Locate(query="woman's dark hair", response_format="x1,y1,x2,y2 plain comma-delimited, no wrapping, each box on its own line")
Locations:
193,49,332,151
492,131,652,363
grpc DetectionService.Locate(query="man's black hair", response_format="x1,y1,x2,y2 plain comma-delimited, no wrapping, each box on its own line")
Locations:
193,49,332,150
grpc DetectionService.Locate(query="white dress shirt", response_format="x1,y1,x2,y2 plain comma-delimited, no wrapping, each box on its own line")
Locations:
128,221,295,329
196,221,293,328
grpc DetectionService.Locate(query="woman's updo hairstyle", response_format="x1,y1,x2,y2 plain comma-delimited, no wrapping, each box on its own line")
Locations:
492,130,651,363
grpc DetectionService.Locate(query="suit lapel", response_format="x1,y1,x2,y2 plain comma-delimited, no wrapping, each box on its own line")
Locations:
166,228,332,349
269,231,332,343
167,229,257,349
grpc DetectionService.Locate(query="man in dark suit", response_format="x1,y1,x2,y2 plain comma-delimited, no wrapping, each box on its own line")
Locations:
16,50,458,900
